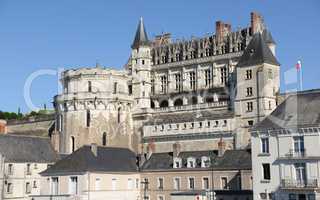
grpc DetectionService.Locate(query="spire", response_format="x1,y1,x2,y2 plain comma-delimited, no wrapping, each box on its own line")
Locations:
131,17,150,49
237,33,280,67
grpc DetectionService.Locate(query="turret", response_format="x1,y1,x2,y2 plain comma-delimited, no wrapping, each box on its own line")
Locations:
234,32,280,148
131,18,152,110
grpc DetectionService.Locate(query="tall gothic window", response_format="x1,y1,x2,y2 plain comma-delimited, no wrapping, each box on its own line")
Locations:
205,69,212,87
220,67,227,85
189,71,196,91
102,132,107,146
86,110,91,127
175,73,182,92
160,75,167,94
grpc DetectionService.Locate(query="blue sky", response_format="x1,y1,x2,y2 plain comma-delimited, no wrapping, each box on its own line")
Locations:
0,0,319,113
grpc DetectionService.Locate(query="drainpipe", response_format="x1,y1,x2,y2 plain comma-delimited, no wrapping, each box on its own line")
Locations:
256,66,264,123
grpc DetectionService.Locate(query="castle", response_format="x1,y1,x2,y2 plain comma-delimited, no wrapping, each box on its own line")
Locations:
51,12,280,156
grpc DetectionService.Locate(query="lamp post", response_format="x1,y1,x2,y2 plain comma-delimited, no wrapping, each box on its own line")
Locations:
209,151,216,200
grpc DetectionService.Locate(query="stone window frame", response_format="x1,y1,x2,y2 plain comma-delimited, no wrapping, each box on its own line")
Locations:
187,176,196,190
202,176,210,190
173,177,181,190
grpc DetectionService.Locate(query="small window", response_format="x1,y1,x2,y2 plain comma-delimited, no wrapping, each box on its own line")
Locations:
188,177,195,190
26,164,31,175
248,120,254,126
142,60,145,65
268,69,273,79
199,122,203,128
215,121,219,127
26,182,31,194
157,178,164,190
113,82,118,94
33,181,37,188
223,120,227,126
246,70,252,80
86,110,91,127
262,163,271,180
246,87,253,96
247,102,253,112
174,177,180,190
102,132,107,146
88,81,92,92
202,177,209,190
261,138,269,154
8,164,13,175
207,121,211,127
6,183,13,193
191,123,194,129
221,177,228,189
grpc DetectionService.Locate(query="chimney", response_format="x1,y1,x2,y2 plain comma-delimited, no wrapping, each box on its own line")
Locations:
216,21,231,42
173,142,181,157
153,33,171,47
218,137,226,157
0,120,7,134
251,12,264,34
90,143,98,157
146,140,155,160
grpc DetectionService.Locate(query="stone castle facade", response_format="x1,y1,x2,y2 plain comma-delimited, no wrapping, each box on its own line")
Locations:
52,12,280,155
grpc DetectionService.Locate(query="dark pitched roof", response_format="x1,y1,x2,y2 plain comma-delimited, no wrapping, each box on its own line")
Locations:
145,110,234,125
262,29,276,44
141,149,251,171
41,146,138,175
0,134,58,163
254,89,320,130
237,33,280,67
131,17,150,49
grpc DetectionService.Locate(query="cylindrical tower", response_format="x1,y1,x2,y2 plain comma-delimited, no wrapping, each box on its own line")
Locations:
53,67,136,154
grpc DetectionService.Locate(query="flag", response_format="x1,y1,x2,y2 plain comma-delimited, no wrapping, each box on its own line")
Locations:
296,60,302,70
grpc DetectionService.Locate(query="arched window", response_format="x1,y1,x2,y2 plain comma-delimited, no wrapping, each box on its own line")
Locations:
191,96,198,105
102,132,107,146
70,136,75,152
117,107,121,123
174,99,183,107
159,100,168,108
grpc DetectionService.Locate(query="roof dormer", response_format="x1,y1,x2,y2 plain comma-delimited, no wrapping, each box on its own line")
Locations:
187,157,196,168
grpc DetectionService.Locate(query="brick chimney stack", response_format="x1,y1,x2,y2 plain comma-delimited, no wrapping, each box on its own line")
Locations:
218,137,226,157
90,143,98,157
146,139,155,160
216,21,231,42
251,12,264,34
0,120,7,134
173,142,181,157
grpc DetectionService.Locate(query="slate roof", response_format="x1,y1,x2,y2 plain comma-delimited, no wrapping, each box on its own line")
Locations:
131,18,150,49
262,29,276,44
141,149,251,171
237,33,280,67
253,89,320,130
145,110,234,125
0,134,58,163
41,145,138,175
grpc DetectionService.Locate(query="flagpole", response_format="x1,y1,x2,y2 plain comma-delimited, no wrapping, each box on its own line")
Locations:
299,67,303,91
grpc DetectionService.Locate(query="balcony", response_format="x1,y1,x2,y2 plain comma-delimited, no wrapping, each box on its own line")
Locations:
280,179,319,190
153,101,229,113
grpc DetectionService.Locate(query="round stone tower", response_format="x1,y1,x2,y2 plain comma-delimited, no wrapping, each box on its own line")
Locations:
53,67,137,154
